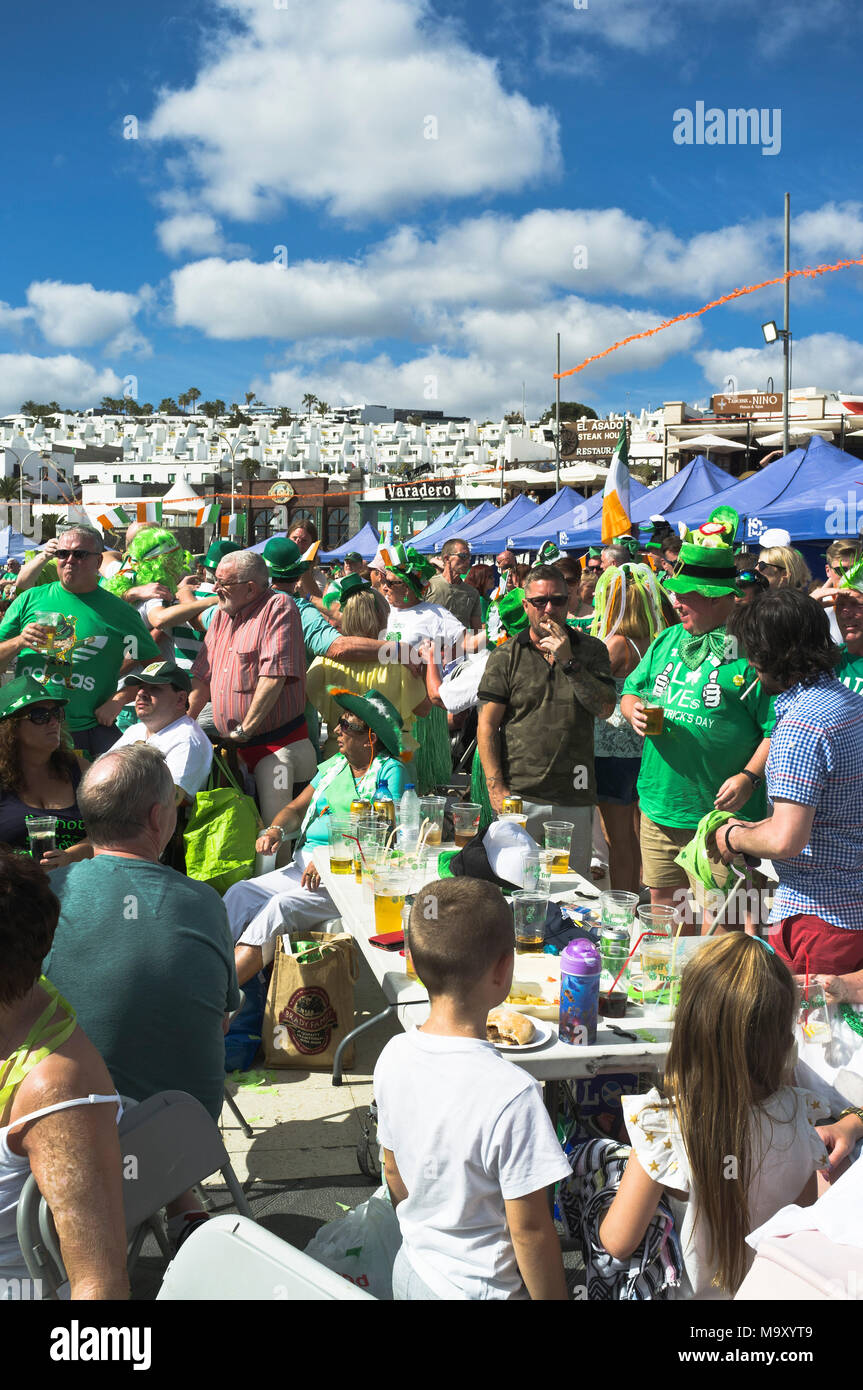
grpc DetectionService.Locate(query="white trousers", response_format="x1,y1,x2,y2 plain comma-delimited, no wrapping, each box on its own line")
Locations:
253,738,319,829
520,801,593,879
223,848,336,966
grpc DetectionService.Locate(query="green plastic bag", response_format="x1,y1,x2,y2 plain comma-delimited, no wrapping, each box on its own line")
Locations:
184,754,261,895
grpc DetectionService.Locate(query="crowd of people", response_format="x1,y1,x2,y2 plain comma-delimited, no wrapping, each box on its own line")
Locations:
1,506,863,1302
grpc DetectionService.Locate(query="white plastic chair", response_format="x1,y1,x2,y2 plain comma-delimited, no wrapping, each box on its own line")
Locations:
157,1213,376,1300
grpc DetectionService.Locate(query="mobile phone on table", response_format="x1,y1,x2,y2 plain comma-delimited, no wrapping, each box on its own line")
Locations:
369,931,405,950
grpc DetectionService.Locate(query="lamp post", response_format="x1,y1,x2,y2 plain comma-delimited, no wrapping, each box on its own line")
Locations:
760,193,792,457
218,433,246,516
3,447,50,533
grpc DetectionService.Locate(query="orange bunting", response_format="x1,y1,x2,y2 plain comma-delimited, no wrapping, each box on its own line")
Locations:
554,255,863,380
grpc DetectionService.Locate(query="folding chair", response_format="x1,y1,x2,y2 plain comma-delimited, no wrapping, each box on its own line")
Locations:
157,1214,375,1301
16,1090,254,1298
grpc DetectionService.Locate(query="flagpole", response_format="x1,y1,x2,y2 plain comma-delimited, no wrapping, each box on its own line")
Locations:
555,333,561,494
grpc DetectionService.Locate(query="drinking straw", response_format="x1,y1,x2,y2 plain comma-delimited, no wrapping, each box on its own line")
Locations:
607,931,654,996
416,816,430,854
345,832,367,868
385,826,398,852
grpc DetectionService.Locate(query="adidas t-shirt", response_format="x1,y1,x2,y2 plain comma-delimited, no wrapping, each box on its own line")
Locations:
0,582,161,730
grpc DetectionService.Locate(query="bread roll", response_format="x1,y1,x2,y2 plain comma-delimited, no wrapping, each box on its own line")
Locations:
486,1006,536,1046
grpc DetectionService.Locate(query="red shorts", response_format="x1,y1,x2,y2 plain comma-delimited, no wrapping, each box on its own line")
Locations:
770,914,863,976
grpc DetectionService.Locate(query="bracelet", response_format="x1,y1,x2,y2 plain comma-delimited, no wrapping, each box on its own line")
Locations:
837,1106,863,1126
740,768,762,787
264,825,285,842
724,823,742,854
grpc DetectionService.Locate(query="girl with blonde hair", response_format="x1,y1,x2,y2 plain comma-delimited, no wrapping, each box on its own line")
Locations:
757,545,812,592
599,934,829,1297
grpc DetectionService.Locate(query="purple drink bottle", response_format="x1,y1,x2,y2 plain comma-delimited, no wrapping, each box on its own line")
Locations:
559,939,601,1045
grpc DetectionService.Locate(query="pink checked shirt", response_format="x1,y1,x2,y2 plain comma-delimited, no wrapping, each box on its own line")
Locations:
192,588,306,735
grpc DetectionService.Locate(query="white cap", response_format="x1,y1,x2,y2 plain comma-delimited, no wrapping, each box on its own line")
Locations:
483,819,541,886
759,528,792,549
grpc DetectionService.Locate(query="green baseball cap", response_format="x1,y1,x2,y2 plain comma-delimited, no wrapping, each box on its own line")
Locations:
122,660,193,693
0,674,69,722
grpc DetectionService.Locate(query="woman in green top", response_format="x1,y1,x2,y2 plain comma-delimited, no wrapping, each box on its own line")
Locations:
834,573,863,696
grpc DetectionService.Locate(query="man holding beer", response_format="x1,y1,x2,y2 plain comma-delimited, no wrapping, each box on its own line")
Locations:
477,564,615,877
620,542,774,917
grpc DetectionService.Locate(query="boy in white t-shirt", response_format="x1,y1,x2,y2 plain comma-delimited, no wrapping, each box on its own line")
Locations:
374,878,571,1300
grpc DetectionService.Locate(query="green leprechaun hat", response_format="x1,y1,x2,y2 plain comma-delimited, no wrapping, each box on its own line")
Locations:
329,687,403,759
664,542,740,598
0,673,70,722
263,537,310,582
323,572,372,608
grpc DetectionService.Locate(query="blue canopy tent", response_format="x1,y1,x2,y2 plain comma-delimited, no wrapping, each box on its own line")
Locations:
512,477,650,551
318,522,383,563
0,525,31,563
410,501,499,553
408,501,469,545
443,494,539,554
470,488,583,555
560,457,734,548
743,466,863,543
660,436,862,544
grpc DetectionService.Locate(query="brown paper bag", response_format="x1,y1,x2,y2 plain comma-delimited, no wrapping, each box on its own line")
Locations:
263,931,360,1070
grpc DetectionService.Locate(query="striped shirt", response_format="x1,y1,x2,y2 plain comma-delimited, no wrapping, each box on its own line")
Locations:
192,588,306,736
767,674,863,930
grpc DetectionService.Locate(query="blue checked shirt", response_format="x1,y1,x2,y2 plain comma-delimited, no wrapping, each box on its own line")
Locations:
767,674,863,930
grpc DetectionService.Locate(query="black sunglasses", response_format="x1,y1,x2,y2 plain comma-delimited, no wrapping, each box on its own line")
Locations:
17,705,64,725
55,549,99,562
525,593,568,608
336,716,367,735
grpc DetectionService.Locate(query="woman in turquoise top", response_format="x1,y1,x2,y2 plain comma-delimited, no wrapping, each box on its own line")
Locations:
225,689,406,986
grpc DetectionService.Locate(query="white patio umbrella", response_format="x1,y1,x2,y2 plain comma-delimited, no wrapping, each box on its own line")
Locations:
674,433,748,458
755,427,833,446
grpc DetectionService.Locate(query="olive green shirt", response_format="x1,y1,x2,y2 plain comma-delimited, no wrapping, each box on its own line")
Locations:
424,575,482,629
478,629,615,804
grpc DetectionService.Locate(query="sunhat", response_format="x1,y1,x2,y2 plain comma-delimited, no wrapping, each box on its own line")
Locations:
0,673,69,721
329,687,403,759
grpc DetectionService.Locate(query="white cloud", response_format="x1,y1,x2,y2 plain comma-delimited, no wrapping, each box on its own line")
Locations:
0,302,32,332
157,212,228,258
0,355,123,415
251,297,700,420
25,281,143,349
793,202,863,261
170,206,779,342
145,0,560,221
697,333,863,394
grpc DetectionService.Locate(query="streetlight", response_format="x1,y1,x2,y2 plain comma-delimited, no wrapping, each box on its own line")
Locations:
218,433,246,516
761,320,792,456
3,447,51,533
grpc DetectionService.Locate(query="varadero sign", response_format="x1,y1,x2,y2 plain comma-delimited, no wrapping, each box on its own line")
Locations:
384,480,456,501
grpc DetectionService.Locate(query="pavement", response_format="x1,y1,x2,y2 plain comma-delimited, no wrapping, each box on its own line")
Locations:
131,845,610,1298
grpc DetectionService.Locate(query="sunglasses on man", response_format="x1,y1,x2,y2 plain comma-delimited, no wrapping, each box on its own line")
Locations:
524,593,568,608
55,548,99,562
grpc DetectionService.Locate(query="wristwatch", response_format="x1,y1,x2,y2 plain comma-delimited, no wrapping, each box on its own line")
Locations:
229,725,246,740
740,768,763,788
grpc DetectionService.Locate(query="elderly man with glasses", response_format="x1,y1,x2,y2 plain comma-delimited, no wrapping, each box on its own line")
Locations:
188,548,316,829
477,564,616,877
0,525,162,759
423,537,483,631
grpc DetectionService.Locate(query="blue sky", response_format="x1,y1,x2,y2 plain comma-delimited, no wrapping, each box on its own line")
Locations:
2,0,862,420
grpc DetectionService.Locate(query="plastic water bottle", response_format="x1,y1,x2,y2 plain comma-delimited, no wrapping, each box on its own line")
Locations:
398,784,420,849
559,939,601,1046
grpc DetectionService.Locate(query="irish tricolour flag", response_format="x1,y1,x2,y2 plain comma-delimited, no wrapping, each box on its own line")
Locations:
601,423,631,544
196,503,220,527
136,500,163,524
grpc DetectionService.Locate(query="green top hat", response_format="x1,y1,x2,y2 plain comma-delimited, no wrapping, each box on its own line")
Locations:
0,673,69,721
495,587,529,637
664,542,740,598
122,660,192,693
323,572,371,608
204,539,242,570
262,537,309,583
329,687,403,760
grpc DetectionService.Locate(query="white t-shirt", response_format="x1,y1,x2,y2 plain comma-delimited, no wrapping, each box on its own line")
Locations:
383,600,466,652
374,1029,572,1300
624,1085,830,1300
113,714,213,796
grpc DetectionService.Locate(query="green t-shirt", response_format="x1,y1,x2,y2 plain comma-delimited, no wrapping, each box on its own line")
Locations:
0,582,161,730
621,624,775,829
835,644,863,696
44,856,240,1121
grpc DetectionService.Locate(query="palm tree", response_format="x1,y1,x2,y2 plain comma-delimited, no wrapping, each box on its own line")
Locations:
158,397,179,414
178,392,190,414
244,391,258,408
186,387,202,415
302,393,317,418
0,477,20,527
316,400,330,417
275,406,293,427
